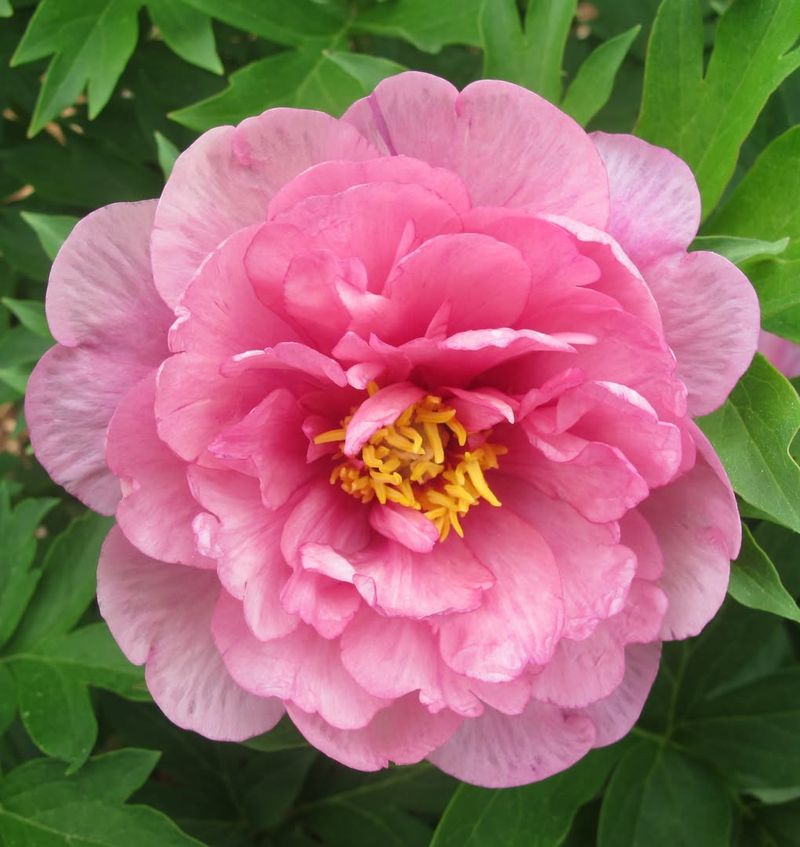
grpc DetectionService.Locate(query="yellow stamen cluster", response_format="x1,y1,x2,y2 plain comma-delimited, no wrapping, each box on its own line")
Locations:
314,385,507,542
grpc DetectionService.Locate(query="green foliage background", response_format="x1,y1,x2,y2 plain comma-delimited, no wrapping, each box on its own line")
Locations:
0,0,799,844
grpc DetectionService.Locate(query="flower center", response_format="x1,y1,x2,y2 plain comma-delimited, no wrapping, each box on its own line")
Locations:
314,384,507,542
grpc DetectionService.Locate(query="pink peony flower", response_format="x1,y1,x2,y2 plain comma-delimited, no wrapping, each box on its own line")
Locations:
26,73,758,787
759,330,800,378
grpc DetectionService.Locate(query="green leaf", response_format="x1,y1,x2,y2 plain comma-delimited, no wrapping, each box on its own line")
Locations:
180,0,342,47
562,25,641,126
636,0,800,216
10,512,113,651
705,125,800,341
11,0,143,135
0,325,51,368
303,804,432,847
154,131,180,180
598,741,732,846
0,662,16,736
0,748,160,811
148,0,223,74
1,298,53,341
699,355,800,534
354,0,483,52
0,484,59,649
0,209,51,279
676,670,800,789
729,524,800,623
691,234,790,266
10,656,97,770
20,211,78,261
478,0,578,102
431,745,621,846
0,0,12,17
170,48,404,131
243,716,308,752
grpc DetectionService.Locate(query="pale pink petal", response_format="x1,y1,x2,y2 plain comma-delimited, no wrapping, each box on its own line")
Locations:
344,72,608,225
445,386,518,431
583,642,661,746
213,594,388,730
369,502,440,553
209,388,315,509
529,625,625,708
619,510,664,580
288,695,462,771
428,699,596,788
152,112,377,307
641,250,759,415
98,527,283,740
438,508,564,681
352,535,493,618
107,372,211,567
188,467,298,641
759,330,800,379
280,568,361,640
607,579,668,644
639,428,738,640
592,132,700,265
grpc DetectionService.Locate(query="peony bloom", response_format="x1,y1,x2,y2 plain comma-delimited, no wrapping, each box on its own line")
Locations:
758,330,800,379
27,73,758,787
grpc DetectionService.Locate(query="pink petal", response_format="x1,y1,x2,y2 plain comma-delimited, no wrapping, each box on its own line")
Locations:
268,155,471,219
98,527,283,740
45,200,172,351
639,427,739,640
221,343,347,387
607,579,668,644
759,330,800,379
592,132,700,266
287,694,462,771
343,381,426,455
582,642,661,747
381,233,531,343
369,502,440,553
428,699,596,788
188,467,298,641
493,477,636,640
107,372,211,567
213,594,388,730
529,625,626,708
619,510,664,581
280,567,361,640
151,111,377,307
438,508,564,681
352,535,493,618
209,388,315,509
344,72,608,226
641,250,760,415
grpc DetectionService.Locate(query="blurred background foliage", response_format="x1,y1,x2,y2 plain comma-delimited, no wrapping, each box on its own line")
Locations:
0,1,799,845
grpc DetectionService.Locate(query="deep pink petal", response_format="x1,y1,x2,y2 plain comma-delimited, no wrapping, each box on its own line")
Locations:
438,508,564,681
344,72,608,226
98,527,283,740
369,502,440,553
592,132,700,265
428,699,595,788
642,250,759,415
151,111,377,307
343,382,426,455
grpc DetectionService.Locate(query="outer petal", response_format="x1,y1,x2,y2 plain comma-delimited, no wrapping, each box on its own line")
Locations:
642,251,759,415
27,202,172,514
639,426,739,640
151,111,377,307
428,700,596,788
98,527,283,740
591,132,700,265
759,331,800,379
582,642,661,747
288,695,462,771
107,372,211,567
344,72,609,226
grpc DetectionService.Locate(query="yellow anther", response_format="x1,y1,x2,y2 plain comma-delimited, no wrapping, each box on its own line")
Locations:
367,381,380,396
320,390,506,542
